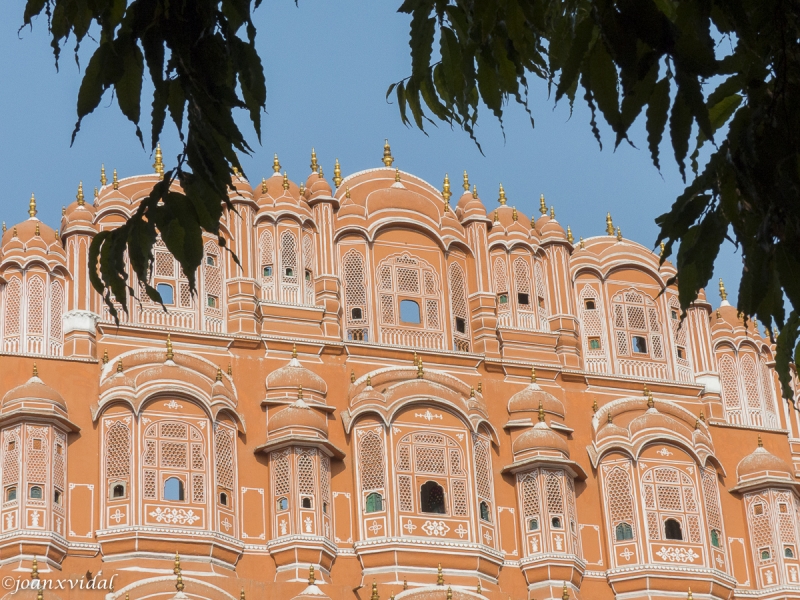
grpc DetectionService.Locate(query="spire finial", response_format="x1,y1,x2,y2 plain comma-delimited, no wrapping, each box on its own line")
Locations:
531,366,537,383
512,206,518,221
437,563,444,585
539,193,547,215
687,588,693,600
283,171,290,191
310,148,318,173
366,374,372,387
174,551,184,592
292,343,298,359
616,226,622,241
350,369,356,383
477,381,482,393
228,363,233,376
592,398,598,413
413,351,418,366
470,385,475,398
395,168,401,183
101,164,107,186
117,359,123,373
403,578,408,591
647,390,655,410
567,226,574,244
308,565,316,585
606,212,614,235
32,362,38,378
29,193,37,218
382,139,394,167
607,412,613,424
643,383,649,397
113,168,119,189
297,385,303,400
333,159,342,187
345,187,351,199
660,242,666,257
579,237,585,249
463,170,469,191
102,349,109,364
166,333,174,361
538,399,545,423
476,581,482,595
35,223,40,236
31,555,39,580
498,184,507,205
241,588,246,600
94,187,99,201
77,181,85,206
758,434,763,448
550,205,555,219
472,184,478,199
2,222,5,233
216,367,223,382
261,178,267,194
699,409,705,422
442,174,452,203
562,582,569,600
447,587,453,600
493,210,499,223
371,580,379,600
154,144,164,176
417,359,424,379
273,153,281,173
319,166,324,179
719,278,728,301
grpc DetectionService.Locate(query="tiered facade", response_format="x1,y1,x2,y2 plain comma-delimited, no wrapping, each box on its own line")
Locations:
0,145,798,600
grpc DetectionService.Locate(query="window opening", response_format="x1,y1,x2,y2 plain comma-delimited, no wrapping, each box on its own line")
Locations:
365,492,383,513
664,518,683,540
420,481,446,514
164,477,184,501
400,300,421,324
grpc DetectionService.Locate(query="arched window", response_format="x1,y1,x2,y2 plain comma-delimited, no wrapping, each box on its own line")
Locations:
105,420,131,502
358,430,387,515
528,517,539,531
260,228,275,300
513,257,535,331
719,352,743,424
3,277,22,352
26,275,45,354
279,229,299,304
615,522,634,541
156,283,174,305
112,483,126,499
203,242,223,331
49,280,64,355
534,263,549,330
219,492,228,506
420,481,446,514
214,427,235,509
400,299,421,324
517,467,580,556
164,477,185,501
493,256,511,327
29,485,43,499
480,501,490,522
139,239,195,328
301,497,312,509
365,492,383,513
664,518,683,540
603,462,637,553
448,263,470,351
710,529,721,548
579,284,608,374
342,249,368,342
611,289,666,379
669,296,693,382
303,234,315,306
142,420,206,506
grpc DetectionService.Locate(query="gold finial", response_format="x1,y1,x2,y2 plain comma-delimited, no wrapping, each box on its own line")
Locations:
113,169,119,189
261,178,268,193
228,363,233,376
463,170,469,191
477,381,482,393
308,565,316,585
216,367,223,382
350,369,356,383
77,181,85,206
437,563,444,585
531,366,537,383
715,309,721,318
154,144,164,176
687,588,693,600
660,242,665,257
647,390,655,410
699,409,705,422
550,205,555,219
579,237,585,249
567,226,574,244
498,184,507,205
592,398,598,413
562,582,569,600
366,374,372,387
607,412,613,424
37,588,43,600
273,153,281,173
345,187,351,199
616,226,622,241
470,386,475,398
31,556,39,580
32,362,38,378
310,148,318,173
174,552,184,592
447,587,453,600
417,360,424,379
333,159,342,187
319,166,324,179
298,385,303,400
241,588,246,600
695,418,700,430
12,227,16,238
719,278,728,301
403,578,408,591
101,164,107,186
292,343,298,359
382,139,394,167
442,174,452,202
493,210,499,223
371,580,379,600
476,581,482,595
643,383,649,397
395,168,401,183
102,349,109,364
125,594,129,600
117,359,123,373
472,184,478,199
166,333,174,361
283,172,290,191
232,166,240,178
512,206,518,221
538,399,545,423
606,213,614,235
1,222,5,233
299,182,305,196
94,187,99,200
413,351,418,366
29,193,37,218
35,223,40,236
758,435,763,448
539,193,547,215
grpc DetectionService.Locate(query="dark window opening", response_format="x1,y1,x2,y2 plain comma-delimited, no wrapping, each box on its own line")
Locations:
164,477,184,502
479,501,490,522
538,296,545,309
671,309,679,320
365,492,383,513
157,283,174,305
588,337,601,350
677,346,686,359
664,518,683,540
5,487,16,502
29,486,43,500
420,481,446,514
761,549,771,561
551,516,562,529
455,317,466,334
112,483,126,499
498,294,508,305
285,267,294,277
710,529,721,548
263,265,273,277
54,490,62,505
786,546,795,558
632,335,648,354
584,299,596,310
206,256,216,267
517,292,530,305
6,441,14,452
400,300,421,324
528,518,539,531
615,522,633,541
301,497,313,509
305,270,312,282
323,501,329,514
207,295,218,308
219,492,228,506
351,307,363,320
349,329,365,341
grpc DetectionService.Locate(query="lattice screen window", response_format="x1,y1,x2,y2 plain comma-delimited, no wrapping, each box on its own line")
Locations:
701,468,725,549
26,275,45,354
214,427,235,507
603,463,637,542
519,470,541,532
641,464,703,544
611,289,664,360
513,257,533,311
279,230,299,304
358,429,387,514
105,420,131,500
492,256,510,315
302,233,315,306
473,436,494,521
203,241,222,316
259,228,275,300
746,493,776,566
776,490,800,560
578,284,607,362
668,297,691,367
143,419,207,504
342,249,369,341
49,280,64,355
375,254,443,331
448,263,469,352
534,263,549,329
2,426,21,504
718,353,743,422
759,358,779,428
297,449,317,509
741,354,763,421
4,277,21,352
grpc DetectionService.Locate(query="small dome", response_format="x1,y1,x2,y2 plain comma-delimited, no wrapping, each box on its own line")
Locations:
539,217,567,240
307,172,333,201
512,421,569,456
2,370,68,415
62,199,97,233
2,218,58,249
267,398,328,437
508,380,565,418
628,406,684,436
737,446,794,481
266,353,328,398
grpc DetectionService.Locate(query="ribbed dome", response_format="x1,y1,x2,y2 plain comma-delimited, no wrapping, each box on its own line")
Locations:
507,381,565,418
307,172,333,200
62,199,97,232
539,217,567,240
267,399,328,436
266,354,327,397
737,446,794,481
2,218,58,249
512,421,569,456
2,372,68,414
628,407,682,436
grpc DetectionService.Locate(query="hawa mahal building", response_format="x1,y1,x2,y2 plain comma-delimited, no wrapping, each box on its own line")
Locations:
0,143,798,600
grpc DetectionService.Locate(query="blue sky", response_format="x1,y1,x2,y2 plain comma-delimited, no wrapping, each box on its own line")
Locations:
0,0,740,307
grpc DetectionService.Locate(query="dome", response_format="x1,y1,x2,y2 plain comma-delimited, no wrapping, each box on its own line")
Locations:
307,171,333,201
539,217,567,240
266,351,328,398
737,445,794,481
267,398,328,437
512,421,569,456
507,379,565,419
2,217,58,250
628,406,685,436
2,370,67,413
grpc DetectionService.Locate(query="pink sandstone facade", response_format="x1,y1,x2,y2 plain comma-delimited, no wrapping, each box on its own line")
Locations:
0,145,797,600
